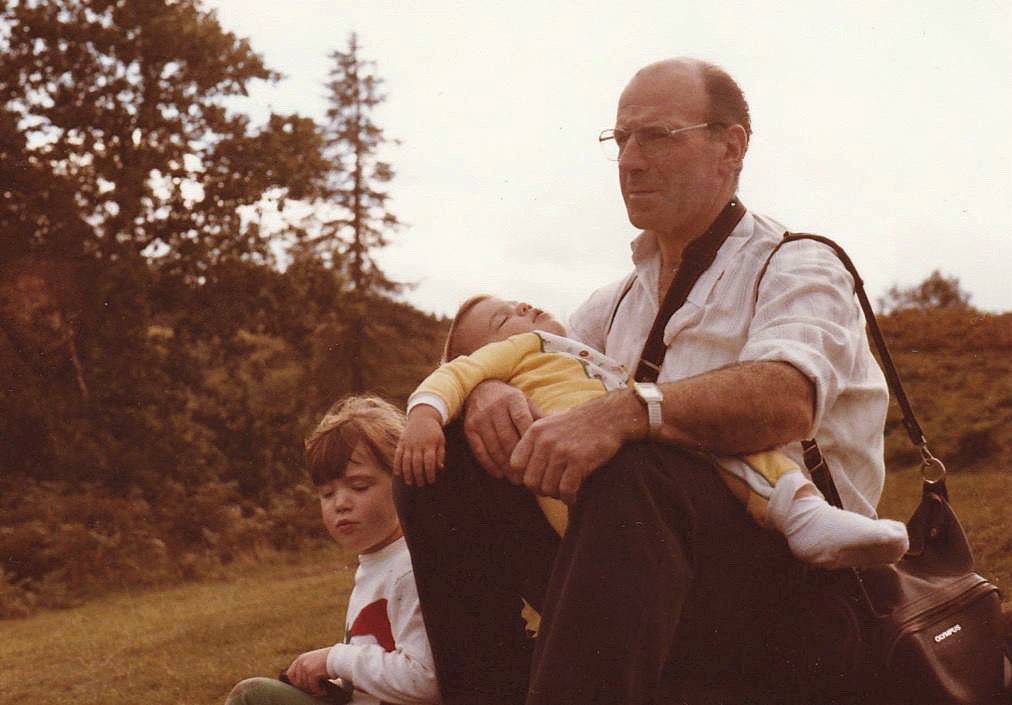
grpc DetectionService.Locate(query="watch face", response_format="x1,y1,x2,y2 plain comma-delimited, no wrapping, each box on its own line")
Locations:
636,383,663,403
634,383,663,438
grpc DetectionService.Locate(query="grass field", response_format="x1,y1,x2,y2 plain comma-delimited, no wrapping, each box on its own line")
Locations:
2,467,1008,705
0,545,354,705
877,465,1011,593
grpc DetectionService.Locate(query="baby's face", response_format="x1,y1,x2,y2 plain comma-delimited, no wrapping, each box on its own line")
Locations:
457,297,567,353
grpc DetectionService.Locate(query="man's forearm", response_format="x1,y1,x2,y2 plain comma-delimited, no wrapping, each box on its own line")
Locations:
506,360,813,503
623,361,816,454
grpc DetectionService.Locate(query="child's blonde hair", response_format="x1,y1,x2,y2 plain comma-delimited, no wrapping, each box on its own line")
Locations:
442,294,491,362
304,395,405,486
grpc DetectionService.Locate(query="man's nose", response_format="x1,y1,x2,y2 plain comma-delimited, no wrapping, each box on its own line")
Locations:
618,136,648,169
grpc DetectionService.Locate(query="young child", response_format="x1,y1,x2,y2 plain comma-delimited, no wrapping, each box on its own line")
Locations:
394,295,909,570
226,395,440,705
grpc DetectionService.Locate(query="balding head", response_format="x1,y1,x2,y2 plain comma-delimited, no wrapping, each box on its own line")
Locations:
624,57,751,144
612,58,750,250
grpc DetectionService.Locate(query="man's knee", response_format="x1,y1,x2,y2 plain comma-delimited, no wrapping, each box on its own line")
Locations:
580,443,725,504
570,443,753,547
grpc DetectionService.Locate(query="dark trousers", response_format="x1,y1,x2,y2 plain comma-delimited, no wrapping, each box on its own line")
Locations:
395,426,859,705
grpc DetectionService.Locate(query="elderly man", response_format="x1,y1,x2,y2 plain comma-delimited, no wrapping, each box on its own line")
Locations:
396,58,888,705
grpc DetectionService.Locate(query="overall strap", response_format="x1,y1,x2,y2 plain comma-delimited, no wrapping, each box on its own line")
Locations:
634,199,746,382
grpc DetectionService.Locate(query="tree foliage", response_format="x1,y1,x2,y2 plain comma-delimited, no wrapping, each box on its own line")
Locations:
878,270,974,314
0,6,450,618
1,0,327,277
1,0,337,492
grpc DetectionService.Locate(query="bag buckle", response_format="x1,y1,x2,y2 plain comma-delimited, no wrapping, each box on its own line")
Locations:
918,444,946,484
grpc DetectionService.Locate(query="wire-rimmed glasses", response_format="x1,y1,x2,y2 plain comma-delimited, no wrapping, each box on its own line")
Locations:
598,123,722,161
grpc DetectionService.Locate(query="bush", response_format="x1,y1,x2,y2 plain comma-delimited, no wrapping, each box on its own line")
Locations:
0,476,327,619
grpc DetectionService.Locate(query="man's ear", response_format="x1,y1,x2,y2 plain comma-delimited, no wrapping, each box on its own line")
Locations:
720,124,749,175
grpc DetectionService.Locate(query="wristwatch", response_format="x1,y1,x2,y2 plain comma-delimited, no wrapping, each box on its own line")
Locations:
633,382,664,439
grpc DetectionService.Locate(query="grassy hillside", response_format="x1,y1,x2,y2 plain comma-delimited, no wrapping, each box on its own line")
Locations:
878,309,1012,474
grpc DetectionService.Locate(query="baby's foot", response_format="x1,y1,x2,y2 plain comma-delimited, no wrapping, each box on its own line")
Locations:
767,472,909,569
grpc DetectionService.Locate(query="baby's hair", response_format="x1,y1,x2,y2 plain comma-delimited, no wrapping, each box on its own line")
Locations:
304,394,405,486
442,294,491,362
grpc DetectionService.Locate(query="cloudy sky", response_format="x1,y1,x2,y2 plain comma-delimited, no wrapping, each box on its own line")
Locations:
206,0,1011,320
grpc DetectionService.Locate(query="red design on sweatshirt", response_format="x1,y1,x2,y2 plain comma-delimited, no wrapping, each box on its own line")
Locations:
348,598,395,651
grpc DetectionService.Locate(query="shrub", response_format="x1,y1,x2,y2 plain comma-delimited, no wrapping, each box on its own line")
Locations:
0,476,327,619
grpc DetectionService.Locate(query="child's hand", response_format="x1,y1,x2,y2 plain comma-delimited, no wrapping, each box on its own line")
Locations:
283,647,332,696
395,405,446,486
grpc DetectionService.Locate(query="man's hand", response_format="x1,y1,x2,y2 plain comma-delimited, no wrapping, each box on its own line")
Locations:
394,405,446,486
284,647,332,696
463,380,543,481
511,389,642,504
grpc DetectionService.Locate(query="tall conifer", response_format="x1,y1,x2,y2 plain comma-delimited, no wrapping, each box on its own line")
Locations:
312,32,403,392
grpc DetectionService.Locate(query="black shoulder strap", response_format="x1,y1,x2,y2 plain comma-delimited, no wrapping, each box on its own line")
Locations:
761,233,945,506
634,199,746,382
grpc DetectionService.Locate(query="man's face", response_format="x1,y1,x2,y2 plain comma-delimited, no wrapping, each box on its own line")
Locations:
614,62,729,238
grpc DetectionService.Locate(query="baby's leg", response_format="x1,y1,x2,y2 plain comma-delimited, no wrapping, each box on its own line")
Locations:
765,469,908,569
720,452,908,569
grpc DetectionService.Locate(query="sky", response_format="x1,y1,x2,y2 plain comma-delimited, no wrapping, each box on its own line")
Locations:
205,0,1011,320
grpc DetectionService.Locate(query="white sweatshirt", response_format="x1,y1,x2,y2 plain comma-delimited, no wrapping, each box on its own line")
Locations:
326,537,440,704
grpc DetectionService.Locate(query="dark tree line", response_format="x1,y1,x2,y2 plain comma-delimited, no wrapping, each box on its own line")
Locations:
0,1,445,499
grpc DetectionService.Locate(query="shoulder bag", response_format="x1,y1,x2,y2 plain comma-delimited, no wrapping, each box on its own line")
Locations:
759,233,1011,705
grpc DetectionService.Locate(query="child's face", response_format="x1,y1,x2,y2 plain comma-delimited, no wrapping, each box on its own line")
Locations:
456,297,567,353
317,443,401,555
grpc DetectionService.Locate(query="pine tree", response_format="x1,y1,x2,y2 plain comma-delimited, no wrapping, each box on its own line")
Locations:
309,32,404,392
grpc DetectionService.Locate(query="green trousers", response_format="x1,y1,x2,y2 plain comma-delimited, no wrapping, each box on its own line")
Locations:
224,677,333,705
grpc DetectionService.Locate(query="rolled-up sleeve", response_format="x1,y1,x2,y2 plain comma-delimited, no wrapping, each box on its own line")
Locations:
741,240,865,436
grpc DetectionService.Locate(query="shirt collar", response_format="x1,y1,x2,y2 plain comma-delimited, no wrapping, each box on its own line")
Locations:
628,211,757,305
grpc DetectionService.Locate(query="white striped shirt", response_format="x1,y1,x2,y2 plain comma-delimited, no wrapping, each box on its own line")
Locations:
568,210,889,517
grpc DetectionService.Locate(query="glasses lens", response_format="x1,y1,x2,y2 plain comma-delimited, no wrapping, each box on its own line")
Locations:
636,127,675,158
599,130,620,160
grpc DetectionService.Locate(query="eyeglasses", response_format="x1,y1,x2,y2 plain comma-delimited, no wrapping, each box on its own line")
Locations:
598,123,722,161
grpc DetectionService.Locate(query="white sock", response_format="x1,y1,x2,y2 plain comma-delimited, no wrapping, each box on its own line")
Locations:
766,472,909,569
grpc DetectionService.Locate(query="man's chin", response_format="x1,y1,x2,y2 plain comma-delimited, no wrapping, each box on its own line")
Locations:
626,211,661,232
623,199,664,230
